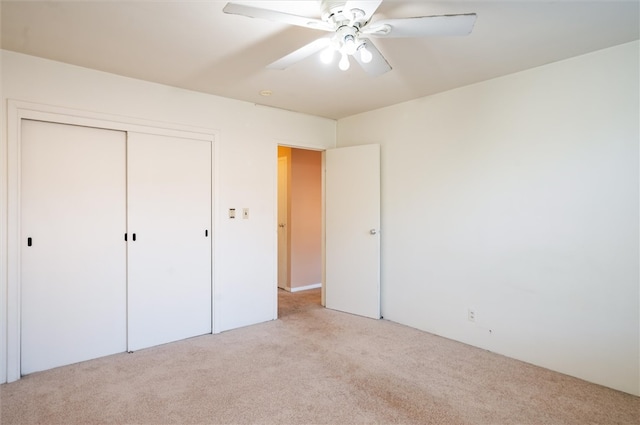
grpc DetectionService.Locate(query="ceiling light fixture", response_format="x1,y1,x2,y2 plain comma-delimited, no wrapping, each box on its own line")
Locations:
338,52,350,71
320,47,334,64
358,43,373,64
224,1,478,77
319,12,372,72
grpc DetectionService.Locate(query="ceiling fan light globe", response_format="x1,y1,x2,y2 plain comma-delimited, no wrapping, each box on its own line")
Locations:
320,47,335,64
343,35,357,55
339,53,350,71
359,45,373,63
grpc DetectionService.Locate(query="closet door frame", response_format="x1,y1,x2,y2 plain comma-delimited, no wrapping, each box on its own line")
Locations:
4,100,218,383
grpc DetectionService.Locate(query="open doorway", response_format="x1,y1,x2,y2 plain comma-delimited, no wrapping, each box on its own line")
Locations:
277,146,323,317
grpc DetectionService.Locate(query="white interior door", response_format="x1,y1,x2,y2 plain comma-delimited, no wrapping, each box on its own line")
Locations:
277,155,289,290
325,144,381,319
127,132,212,351
21,120,127,374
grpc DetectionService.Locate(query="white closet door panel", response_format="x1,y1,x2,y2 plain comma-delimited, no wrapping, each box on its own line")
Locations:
127,132,212,351
21,120,127,375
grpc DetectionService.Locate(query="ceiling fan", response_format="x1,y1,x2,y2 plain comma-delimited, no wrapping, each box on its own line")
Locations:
222,0,477,76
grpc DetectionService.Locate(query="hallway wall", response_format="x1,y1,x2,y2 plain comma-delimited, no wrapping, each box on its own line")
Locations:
290,149,322,290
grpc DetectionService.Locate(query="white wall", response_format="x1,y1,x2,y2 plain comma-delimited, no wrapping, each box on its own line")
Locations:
0,50,336,383
337,41,639,396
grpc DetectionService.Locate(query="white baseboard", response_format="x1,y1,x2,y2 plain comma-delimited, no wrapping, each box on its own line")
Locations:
290,283,322,293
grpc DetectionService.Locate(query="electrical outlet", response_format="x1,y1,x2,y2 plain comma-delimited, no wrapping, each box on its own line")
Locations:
468,308,476,322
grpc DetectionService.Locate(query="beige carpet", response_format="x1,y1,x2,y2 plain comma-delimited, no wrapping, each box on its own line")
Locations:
1,288,638,424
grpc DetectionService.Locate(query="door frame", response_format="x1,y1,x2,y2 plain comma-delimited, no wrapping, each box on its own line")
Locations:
3,100,218,383
274,143,381,319
275,144,327,317
277,153,290,291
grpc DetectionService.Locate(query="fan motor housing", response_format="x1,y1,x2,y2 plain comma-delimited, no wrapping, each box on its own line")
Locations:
321,1,350,22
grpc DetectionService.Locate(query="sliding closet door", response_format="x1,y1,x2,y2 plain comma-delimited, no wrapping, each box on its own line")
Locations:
127,132,212,351
21,120,127,375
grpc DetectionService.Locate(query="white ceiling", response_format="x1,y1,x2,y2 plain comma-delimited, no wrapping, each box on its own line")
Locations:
2,0,638,120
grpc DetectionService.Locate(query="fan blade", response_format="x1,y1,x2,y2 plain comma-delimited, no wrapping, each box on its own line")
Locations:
267,37,332,70
363,13,477,38
223,2,332,31
352,39,391,77
343,0,383,21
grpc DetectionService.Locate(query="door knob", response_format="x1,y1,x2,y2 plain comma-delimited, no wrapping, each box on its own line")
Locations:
370,229,378,235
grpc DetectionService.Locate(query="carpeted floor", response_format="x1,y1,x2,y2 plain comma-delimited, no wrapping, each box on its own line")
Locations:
278,287,323,317
1,288,638,424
